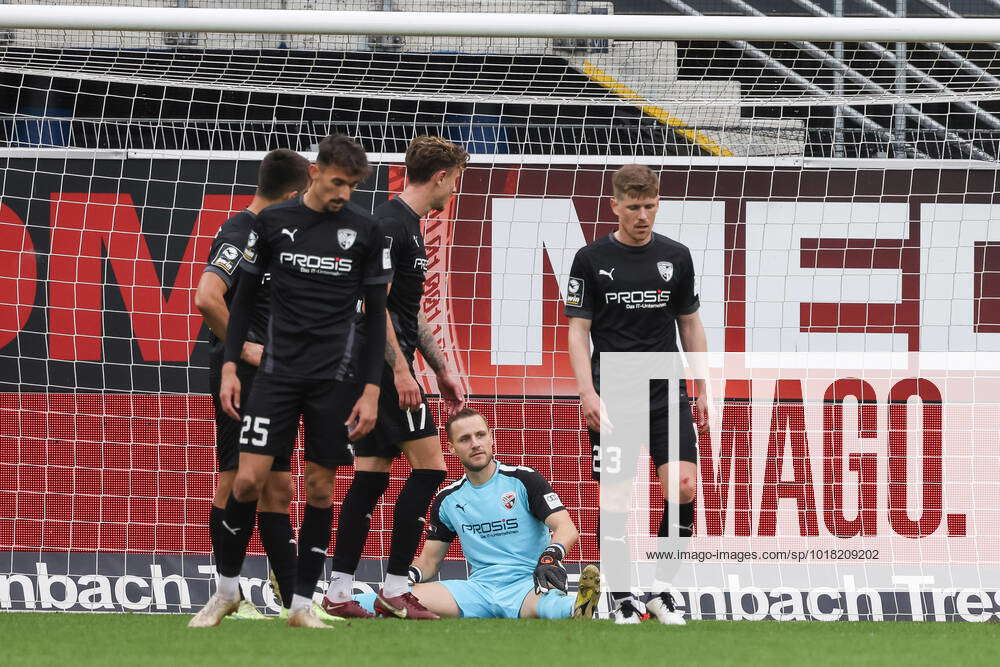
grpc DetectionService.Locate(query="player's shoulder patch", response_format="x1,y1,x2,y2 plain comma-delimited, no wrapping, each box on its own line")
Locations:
565,275,584,307
242,229,259,262
211,243,242,275
543,491,563,511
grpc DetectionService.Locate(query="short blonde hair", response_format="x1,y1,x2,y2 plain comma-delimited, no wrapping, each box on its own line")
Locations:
612,164,659,200
405,136,470,184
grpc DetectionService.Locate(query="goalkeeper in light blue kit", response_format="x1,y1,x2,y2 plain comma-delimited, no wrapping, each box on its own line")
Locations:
355,407,601,619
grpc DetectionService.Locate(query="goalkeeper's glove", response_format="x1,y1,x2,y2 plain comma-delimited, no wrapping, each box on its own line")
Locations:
533,544,568,594
408,565,423,586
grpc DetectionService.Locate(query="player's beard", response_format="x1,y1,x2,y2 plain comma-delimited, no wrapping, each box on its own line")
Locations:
327,199,346,212
463,452,493,473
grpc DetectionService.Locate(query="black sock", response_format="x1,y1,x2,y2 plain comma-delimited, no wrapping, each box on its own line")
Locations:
658,502,694,538
294,503,333,599
209,505,226,572
329,471,390,574
387,469,447,576
216,493,257,578
258,511,297,609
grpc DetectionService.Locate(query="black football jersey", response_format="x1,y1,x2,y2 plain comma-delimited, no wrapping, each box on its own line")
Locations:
239,197,393,380
564,232,700,388
376,197,426,363
201,209,270,364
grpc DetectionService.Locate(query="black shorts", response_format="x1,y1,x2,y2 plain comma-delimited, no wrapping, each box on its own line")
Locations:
588,385,698,482
209,358,291,473
240,372,360,469
354,362,438,459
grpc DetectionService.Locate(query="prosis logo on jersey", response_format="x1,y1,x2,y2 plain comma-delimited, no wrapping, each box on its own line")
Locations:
604,289,671,309
461,518,519,536
279,251,353,275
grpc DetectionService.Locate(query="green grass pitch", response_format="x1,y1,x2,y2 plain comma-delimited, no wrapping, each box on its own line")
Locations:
3,612,999,666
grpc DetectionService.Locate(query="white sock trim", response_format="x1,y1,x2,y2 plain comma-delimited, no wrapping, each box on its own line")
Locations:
325,571,355,602
291,594,312,612
217,575,240,601
382,573,409,598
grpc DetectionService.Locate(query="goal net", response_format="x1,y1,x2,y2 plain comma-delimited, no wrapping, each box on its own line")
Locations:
2,1,1000,620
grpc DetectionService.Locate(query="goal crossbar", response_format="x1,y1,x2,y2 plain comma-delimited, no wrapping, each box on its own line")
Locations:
4,5,1000,42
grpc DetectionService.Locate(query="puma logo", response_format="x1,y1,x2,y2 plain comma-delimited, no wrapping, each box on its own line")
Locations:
455,503,466,512
598,268,615,280
310,546,326,555
221,521,241,535
281,228,298,242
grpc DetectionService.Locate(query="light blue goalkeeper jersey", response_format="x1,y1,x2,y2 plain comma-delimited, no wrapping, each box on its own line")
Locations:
426,460,566,583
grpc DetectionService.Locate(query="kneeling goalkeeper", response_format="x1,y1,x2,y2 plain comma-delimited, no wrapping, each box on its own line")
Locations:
355,407,600,619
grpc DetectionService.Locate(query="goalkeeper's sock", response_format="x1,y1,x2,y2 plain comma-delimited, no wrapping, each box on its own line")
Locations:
537,590,574,619
329,471,390,575
294,503,332,600
386,469,446,577
216,493,257,579
657,501,694,538
258,511,296,609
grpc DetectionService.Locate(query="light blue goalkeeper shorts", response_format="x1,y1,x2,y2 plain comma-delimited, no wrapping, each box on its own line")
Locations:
355,575,572,619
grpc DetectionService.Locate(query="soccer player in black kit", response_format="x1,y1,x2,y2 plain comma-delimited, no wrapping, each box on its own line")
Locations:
323,136,468,620
189,135,392,629
565,164,709,626
194,149,309,621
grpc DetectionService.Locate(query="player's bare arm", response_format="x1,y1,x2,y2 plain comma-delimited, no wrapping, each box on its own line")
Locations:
218,274,261,420
384,285,422,411
544,509,580,553
417,309,465,410
347,282,389,440
196,269,264,368
195,271,230,340
410,536,450,583
568,316,602,431
677,310,710,430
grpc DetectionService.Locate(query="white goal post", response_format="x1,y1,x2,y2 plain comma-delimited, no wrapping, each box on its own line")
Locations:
3,5,1000,42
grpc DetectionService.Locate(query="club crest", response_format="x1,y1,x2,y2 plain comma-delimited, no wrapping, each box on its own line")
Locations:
657,261,673,282
501,491,517,510
338,228,357,250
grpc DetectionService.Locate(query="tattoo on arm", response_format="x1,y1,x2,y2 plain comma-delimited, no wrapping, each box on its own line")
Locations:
417,310,447,374
385,311,403,368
